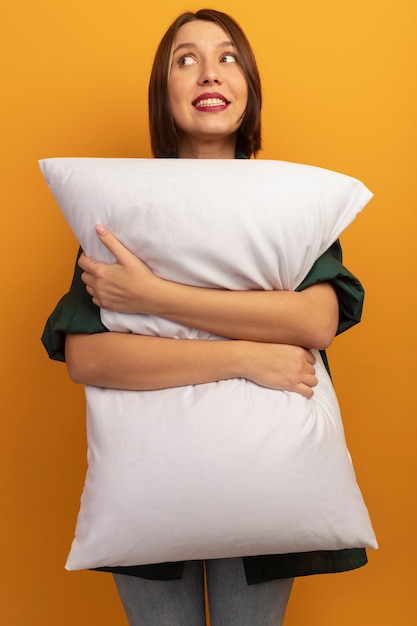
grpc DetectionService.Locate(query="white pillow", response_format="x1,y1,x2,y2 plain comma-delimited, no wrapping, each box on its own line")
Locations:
39,158,376,570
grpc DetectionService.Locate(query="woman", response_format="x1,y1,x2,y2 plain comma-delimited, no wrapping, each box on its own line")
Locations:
42,9,367,626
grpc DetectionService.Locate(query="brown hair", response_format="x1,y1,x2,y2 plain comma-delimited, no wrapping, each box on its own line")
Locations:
148,9,262,158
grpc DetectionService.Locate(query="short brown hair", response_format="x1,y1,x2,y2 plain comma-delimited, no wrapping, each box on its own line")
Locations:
148,9,262,158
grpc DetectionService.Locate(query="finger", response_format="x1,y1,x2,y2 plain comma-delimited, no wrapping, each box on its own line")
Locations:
307,374,318,387
80,271,94,288
306,350,316,365
296,375,318,397
304,386,315,399
300,373,318,396
296,384,315,399
78,252,98,272
95,225,134,265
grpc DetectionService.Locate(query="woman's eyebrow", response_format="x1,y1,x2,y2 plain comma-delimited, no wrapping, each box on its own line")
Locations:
172,40,234,54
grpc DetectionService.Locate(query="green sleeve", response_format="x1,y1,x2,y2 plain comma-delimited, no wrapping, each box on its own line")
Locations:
296,240,364,336
41,249,108,362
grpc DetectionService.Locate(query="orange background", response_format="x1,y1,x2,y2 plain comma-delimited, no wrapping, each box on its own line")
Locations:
1,0,416,624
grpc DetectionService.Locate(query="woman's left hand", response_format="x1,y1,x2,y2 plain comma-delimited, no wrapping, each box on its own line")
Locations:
78,225,159,313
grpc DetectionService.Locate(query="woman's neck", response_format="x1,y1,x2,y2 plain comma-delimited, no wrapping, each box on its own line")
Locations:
176,134,237,159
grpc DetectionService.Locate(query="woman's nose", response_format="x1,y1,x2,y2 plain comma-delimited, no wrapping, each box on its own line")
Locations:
198,63,222,85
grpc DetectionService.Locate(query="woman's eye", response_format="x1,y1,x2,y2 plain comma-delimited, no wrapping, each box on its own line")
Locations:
221,53,237,63
178,55,195,66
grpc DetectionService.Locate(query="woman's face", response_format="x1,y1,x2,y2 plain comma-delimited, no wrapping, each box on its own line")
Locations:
168,20,248,153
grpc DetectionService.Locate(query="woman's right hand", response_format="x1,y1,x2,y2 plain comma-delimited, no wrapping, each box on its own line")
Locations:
238,341,318,398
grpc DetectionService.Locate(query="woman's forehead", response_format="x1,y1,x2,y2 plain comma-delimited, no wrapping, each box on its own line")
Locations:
172,20,232,49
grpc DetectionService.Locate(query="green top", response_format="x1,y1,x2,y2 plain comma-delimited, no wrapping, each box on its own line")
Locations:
41,240,367,583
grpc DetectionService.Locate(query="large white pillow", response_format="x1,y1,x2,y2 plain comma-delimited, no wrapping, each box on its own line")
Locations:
39,158,376,570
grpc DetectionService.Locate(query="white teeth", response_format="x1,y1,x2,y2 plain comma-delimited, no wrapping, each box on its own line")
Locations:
195,98,226,107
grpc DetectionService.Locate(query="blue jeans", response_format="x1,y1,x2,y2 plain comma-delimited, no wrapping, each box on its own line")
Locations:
113,558,293,625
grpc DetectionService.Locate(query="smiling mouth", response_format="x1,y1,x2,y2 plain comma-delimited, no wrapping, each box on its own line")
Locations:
193,97,230,109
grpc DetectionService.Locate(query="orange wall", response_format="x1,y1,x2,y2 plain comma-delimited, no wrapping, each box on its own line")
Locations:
1,0,416,624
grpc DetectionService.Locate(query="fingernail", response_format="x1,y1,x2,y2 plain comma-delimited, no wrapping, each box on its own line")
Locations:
95,224,107,236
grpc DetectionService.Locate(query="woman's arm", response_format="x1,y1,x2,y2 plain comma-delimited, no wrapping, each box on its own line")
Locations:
142,280,337,349
65,332,318,398
79,227,339,350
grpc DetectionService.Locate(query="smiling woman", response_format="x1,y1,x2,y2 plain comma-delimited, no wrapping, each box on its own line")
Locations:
148,9,262,158
41,8,370,626
167,20,248,158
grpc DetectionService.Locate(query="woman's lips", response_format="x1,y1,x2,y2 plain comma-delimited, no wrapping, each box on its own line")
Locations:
192,92,230,110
